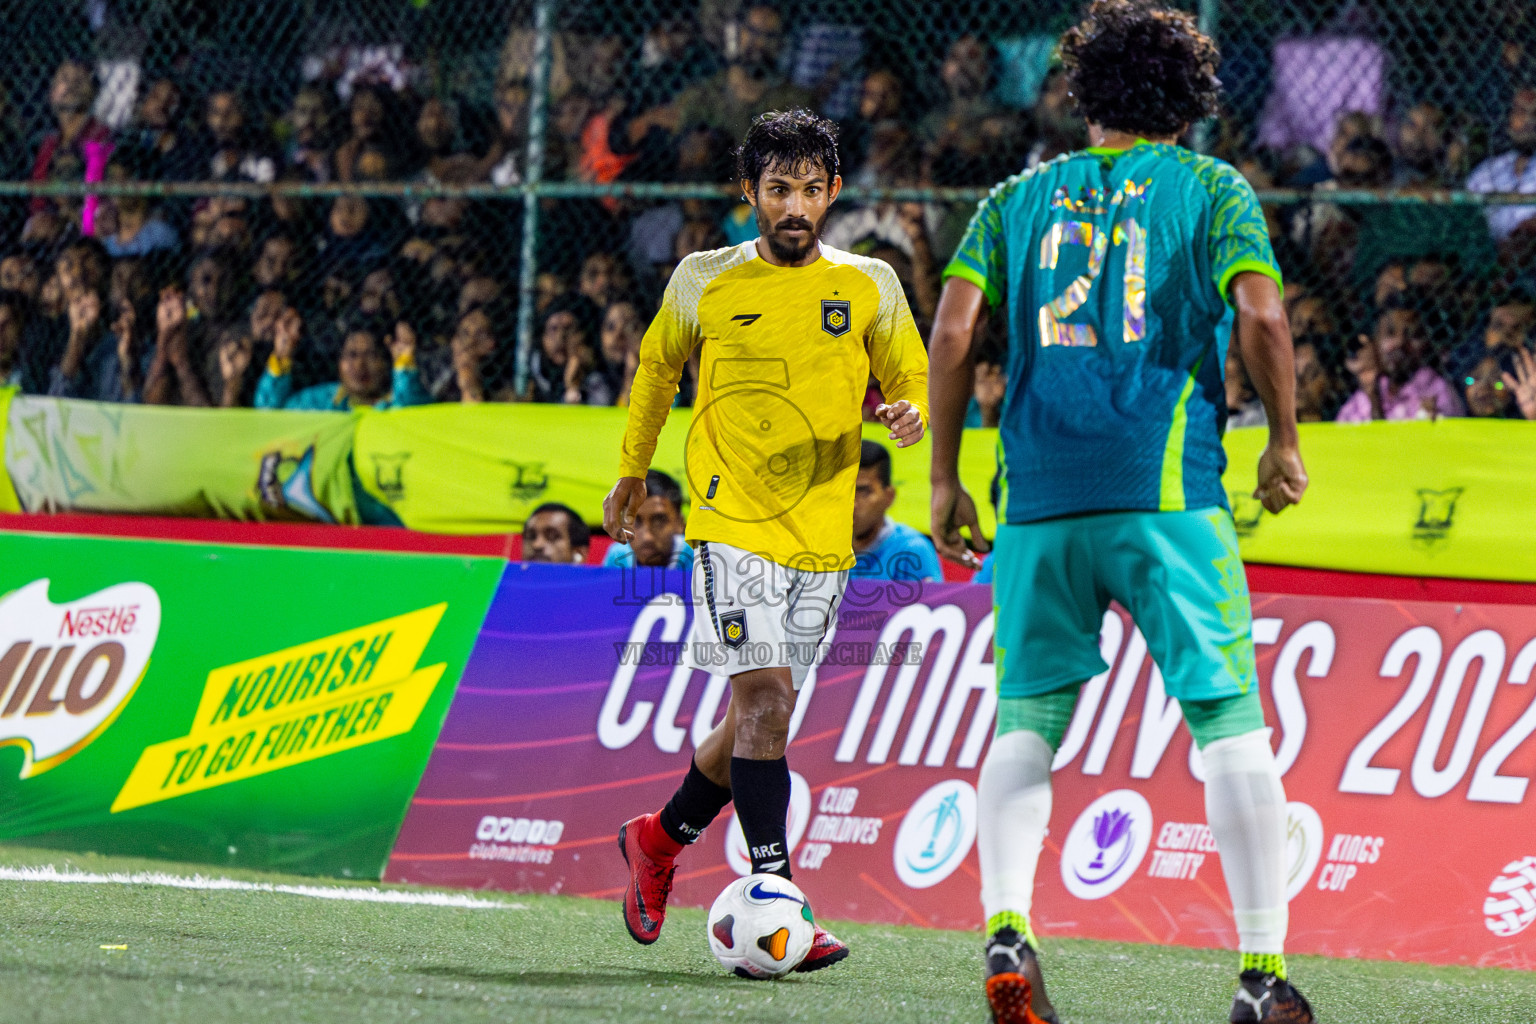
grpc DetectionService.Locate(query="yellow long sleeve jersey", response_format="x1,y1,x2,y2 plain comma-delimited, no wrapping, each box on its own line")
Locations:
619,241,929,571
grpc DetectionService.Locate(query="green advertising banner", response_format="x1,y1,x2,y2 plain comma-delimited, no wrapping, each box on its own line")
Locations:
0,531,502,877
4,396,359,523
352,403,1002,537
0,387,18,514
1222,419,1536,582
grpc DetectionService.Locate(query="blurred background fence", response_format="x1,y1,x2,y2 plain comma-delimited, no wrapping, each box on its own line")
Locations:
1,0,1533,422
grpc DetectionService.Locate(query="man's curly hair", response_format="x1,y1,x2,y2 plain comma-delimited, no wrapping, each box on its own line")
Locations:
1060,0,1221,137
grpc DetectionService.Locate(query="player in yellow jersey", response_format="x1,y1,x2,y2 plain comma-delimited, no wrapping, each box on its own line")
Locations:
604,109,929,974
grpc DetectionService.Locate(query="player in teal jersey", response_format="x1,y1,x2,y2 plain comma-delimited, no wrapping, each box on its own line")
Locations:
928,4,1312,1023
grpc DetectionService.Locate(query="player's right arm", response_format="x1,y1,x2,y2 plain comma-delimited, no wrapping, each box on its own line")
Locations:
604,269,701,540
928,189,1007,567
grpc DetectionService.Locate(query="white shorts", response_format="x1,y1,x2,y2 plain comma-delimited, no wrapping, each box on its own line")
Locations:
683,540,849,689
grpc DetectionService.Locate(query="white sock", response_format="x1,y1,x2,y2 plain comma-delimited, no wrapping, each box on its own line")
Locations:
1202,728,1288,954
978,729,1054,928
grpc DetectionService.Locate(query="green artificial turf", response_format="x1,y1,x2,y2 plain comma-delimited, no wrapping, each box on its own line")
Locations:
2,844,1534,1023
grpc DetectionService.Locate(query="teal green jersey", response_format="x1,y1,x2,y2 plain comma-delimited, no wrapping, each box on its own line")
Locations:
943,142,1280,524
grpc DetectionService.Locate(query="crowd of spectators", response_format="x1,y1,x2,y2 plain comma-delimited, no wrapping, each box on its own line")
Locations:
1,3,1534,426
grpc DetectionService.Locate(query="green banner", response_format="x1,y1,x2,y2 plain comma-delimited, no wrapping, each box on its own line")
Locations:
4,396,359,523
353,403,1001,536
0,532,502,877
1222,419,1536,582
0,387,17,514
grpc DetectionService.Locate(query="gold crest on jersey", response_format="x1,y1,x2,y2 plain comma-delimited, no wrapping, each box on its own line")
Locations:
821,299,851,337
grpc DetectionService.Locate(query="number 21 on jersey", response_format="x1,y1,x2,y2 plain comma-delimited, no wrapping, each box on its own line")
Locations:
1037,180,1150,349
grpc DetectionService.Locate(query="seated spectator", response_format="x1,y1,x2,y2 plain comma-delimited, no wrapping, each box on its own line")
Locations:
123,79,182,178
602,470,694,570
1337,300,1465,422
1025,66,1086,170
202,90,276,184
527,294,606,404
281,85,336,182
253,230,301,293
966,359,1005,428
1392,102,1455,188
608,13,719,181
255,311,428,411
30,60,114,232
579,251,631,310
522,503,592,564
0,290,24,388
335,85,406,182
1294,338,1342,423
840,69,906,188
600,297,646,406
649,5,813,143
1466,87,1536,249
1448,284,1536,375
850,440,943,583
97,149,179,259
1460,353,1521,418
444,304,518,403
0,251,42,304
918,36,1022,181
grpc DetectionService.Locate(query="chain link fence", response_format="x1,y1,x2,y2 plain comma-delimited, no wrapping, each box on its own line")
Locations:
0,0,1532,421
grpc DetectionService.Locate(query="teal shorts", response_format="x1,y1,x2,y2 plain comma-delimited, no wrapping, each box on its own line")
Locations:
991,507,1258,702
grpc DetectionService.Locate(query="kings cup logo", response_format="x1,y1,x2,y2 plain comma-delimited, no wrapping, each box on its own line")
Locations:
1060,790,1153,899
0,579,161,778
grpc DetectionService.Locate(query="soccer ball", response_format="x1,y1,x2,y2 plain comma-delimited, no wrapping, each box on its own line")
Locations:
706,873,816,979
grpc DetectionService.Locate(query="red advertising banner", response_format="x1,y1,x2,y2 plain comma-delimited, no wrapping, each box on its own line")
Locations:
387,564,1536,969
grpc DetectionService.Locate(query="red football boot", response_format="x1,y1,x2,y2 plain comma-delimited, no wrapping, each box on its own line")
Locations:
792,923,850,973
617,814,676,945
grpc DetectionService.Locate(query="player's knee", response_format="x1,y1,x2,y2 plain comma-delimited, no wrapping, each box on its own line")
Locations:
994,687,1082,751
1182,690,1266,749
730,672,795,754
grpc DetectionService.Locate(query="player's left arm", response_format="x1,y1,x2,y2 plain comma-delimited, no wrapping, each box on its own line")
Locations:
865,262,929,448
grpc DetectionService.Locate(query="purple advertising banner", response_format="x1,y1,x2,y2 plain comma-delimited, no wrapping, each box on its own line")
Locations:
387,562,1536,968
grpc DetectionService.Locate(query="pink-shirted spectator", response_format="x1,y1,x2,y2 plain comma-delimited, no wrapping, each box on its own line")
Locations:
29,60,113,232
1337,301,1466,422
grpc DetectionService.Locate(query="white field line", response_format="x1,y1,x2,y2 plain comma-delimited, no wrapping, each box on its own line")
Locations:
0,865,524,909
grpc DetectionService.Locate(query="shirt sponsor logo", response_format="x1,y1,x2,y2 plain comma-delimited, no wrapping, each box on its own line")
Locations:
1060,790,1153,899
1485,857,1536,937
892,779,977,889
821,299,851,337
0,579,161,779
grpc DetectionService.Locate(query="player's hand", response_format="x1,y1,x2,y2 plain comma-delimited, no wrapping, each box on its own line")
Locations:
875,399,924,448
603,475,648,542
1254,444,1307,515
931,475,989,569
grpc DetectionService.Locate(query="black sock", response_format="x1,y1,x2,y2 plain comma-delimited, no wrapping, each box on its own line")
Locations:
658,759,733,847
730,755,792,878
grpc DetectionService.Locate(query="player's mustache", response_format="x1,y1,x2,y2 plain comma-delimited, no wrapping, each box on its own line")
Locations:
775,219,813,233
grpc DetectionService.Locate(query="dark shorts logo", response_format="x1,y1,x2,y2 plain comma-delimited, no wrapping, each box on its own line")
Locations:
1413,487,1463,546
1228,490,1263,537
821,299,851,337
720,609,748,649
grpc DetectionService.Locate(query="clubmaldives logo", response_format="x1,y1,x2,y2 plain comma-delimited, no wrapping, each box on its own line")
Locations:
893,779,977,889
0,579,161,778
1484,857,1536,937
726,770,811,876
1060,790,1153,900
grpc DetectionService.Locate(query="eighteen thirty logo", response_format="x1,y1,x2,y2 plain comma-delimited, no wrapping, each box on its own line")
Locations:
1060,790,1153,900
111,603,449,812
0,579,161,778
1484,857,1536,937
1285,802,1325,901
726,771,811,876
893,779,977,889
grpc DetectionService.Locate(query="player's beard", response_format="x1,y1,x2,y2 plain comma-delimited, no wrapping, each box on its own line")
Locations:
757,206,825,264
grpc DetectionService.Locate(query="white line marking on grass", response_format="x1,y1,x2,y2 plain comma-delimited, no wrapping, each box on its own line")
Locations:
0,865,525,909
